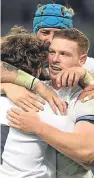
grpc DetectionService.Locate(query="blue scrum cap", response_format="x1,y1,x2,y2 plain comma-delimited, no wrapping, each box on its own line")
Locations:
33,4,73,34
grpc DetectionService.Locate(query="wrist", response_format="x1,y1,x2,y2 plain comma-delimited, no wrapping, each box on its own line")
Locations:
33,80,45,94
32,78,41,91
37,121,46,136
35,120,44,135
15,70,40,90
83,70,94,85
79,68,87,80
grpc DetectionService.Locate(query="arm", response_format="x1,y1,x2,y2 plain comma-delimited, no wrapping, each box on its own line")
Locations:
7,107,94,169
38,120,94,169
1,83,45,112
56,66,94,101
1,62,67,115
1,61,40,88
1,61,19,83
78,84,94,102
56,67,94,88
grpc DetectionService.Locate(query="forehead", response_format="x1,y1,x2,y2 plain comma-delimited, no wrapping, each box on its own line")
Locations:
50,38,78,53
38,28,61,32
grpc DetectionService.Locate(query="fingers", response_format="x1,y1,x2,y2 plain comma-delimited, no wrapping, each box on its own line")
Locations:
7,115,20,125
83,85,94,92
78,90,94,102
22,95,45,111
7,108,21,117
53,96,67,115
8,122,20,129
48,99,58,114
16,97,44,111
56,71,80,88
56,72,64,87
77,91,87,100
48,96,67,115
29,93,45,105
72,73,80,87
15,100,38,112
61,72,69,87
81,93,94,102
27,98,44,111
7,108,21,126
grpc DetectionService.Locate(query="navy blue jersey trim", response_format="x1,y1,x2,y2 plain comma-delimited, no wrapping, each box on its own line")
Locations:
76,115,94,124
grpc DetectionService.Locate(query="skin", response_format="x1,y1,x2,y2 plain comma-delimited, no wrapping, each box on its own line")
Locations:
48,38,87,88
37,28,60,43
1,62,67,115
7,37,94,168
1,27,94,109
37,28,94,100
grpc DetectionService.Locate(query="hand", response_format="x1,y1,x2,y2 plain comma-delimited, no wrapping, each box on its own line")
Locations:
35,81,67,115
7,108,42,134
2,83,45,112
78,85,94,102
55,67,86,88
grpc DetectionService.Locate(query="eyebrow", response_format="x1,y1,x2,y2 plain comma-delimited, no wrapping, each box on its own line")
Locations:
49,47,72,55
41,29,51,32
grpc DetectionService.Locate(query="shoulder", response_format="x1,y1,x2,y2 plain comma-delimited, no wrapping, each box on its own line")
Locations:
72,99,94,123
0,96,18,125
83,56,94,73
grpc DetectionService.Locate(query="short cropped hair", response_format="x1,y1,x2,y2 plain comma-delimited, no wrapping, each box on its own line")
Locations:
53,28,90,54
1,26,48,75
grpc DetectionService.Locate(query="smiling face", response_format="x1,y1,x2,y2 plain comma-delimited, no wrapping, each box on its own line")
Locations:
48,38,86,81
37,28,61,43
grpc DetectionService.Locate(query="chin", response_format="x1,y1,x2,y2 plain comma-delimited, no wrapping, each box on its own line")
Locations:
49,74,56,81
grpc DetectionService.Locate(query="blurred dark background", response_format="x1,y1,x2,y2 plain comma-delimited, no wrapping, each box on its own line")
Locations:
1,0,94,57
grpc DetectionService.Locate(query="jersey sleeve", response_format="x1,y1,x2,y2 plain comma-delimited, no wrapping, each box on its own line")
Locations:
83,57,94,73
72,99,94,123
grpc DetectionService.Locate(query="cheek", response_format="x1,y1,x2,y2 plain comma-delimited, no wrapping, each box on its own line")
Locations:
61,57,78,68
48,55,52,63
37,32,48,42
37,32,44,41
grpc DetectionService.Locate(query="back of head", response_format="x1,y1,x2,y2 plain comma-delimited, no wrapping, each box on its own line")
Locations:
33,3,74,34
1,26,48,75
53,28,90,54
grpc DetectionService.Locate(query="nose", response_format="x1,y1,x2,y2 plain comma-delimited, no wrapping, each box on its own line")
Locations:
47,32,54,43
52,53,59,62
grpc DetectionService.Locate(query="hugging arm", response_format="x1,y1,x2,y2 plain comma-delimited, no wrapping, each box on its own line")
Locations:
7,100,94,169
1,62,67,115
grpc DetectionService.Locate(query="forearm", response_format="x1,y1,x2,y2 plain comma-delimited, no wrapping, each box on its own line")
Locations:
38,122,94,169
1,62,18,83
1,61,41,90
80,70,94,88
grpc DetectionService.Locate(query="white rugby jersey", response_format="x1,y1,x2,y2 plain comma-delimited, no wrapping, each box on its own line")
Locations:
0,82,94,178
83,56,94,73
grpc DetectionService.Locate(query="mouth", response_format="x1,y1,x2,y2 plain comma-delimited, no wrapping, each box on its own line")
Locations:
51,66,62,72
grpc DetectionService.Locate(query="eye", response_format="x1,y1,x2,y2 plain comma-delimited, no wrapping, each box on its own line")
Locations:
60,51,70,56
49,49,55,54
60,52,65,55
41,31,50,35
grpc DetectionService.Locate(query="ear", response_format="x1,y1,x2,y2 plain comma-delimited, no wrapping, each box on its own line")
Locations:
79,54,87,67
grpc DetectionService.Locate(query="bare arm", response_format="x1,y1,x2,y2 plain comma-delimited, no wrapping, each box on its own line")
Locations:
38,121,94,169
1,61,19,83
1,62,67,115
7,107,94,169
